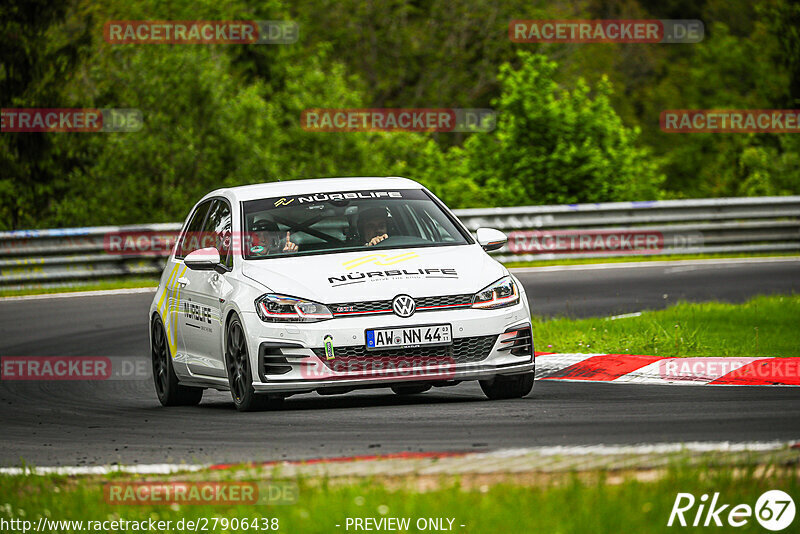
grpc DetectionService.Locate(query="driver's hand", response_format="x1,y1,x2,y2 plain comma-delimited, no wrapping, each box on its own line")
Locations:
283,231,298,252
366,234,388,246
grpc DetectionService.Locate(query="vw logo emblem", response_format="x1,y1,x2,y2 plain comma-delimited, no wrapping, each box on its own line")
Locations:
392,295,416,318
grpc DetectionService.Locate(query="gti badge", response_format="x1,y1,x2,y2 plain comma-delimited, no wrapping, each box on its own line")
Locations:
392,294,416,318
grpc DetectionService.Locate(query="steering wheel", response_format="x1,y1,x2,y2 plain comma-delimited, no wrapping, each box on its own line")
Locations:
365,235,401,247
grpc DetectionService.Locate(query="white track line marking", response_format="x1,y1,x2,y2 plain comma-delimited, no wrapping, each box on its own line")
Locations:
607,312,643,320
0,463,207,476
511,256,800,273
0,287,157,302
2,441,795,476
505,440,793,456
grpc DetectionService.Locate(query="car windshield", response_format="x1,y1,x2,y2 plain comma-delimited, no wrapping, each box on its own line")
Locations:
241,188,471,259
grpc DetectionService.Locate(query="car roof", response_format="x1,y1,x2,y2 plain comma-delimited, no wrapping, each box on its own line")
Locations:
203,177,423,203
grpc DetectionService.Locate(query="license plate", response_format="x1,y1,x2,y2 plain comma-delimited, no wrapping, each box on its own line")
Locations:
366,324,452,350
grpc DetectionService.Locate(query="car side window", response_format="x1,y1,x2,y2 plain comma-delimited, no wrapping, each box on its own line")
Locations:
176,200,212,259
202,199,233,269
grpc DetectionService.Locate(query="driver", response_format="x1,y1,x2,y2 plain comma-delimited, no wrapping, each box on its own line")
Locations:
357,206,390,247
249,218,298,256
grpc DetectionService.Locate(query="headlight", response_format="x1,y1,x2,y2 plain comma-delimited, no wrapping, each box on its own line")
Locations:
255,294,333,322
472,276,519,309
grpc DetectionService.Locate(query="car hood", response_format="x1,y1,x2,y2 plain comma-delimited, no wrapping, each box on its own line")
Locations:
241,244,506,303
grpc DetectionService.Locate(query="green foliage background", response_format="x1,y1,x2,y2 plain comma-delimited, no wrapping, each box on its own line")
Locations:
1,0,798,229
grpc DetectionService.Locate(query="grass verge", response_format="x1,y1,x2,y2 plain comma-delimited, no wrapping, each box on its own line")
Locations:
0,464,796,533
534,294,800,357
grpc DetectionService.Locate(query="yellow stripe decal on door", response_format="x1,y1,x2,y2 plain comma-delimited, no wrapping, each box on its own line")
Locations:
157,264,179,318
168,266,187,357
158,264,180,358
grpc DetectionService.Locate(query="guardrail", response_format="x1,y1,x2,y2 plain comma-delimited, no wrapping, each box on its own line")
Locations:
1,196,798,289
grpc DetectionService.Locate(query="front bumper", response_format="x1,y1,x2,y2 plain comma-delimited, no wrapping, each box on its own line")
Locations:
239,303,533,393
253,361,534,393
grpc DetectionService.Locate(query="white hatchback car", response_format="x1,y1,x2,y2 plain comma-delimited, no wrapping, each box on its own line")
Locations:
149,177,534,410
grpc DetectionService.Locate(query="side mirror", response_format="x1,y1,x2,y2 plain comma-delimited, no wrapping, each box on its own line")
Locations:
476,227,507,252
184,247,224,272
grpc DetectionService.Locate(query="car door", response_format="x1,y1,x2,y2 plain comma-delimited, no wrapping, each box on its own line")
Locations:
177,198,232,378
160,199,213,369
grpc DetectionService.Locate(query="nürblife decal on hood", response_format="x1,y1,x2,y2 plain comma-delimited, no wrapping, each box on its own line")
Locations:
328,267,458,287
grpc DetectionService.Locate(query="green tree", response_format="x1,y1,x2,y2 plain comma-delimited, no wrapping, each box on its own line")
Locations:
50,0,444,225
0,0,92,229
430,53,663,207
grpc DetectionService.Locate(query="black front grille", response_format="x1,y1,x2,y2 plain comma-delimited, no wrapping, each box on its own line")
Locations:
331,300,392,315
311,335,498,370
330,294,473,317
418,294,473,309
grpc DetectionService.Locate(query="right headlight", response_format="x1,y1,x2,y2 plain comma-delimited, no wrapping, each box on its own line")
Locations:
471,276,519,309
255,294,333,322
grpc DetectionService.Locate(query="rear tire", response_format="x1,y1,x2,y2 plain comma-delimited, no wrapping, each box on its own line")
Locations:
151,316,203,406
479,372,534,400
225,314,282,412
391,384,432,395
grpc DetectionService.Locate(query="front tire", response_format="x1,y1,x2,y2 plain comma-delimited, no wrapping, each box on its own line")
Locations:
479,372,534,400
151,315,203,406
225,314,281,412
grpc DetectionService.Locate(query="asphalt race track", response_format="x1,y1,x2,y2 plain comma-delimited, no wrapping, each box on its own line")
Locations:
0,258,798,467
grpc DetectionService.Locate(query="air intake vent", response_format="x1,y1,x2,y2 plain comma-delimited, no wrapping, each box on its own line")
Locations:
258,342,301,379
498,326,533,357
